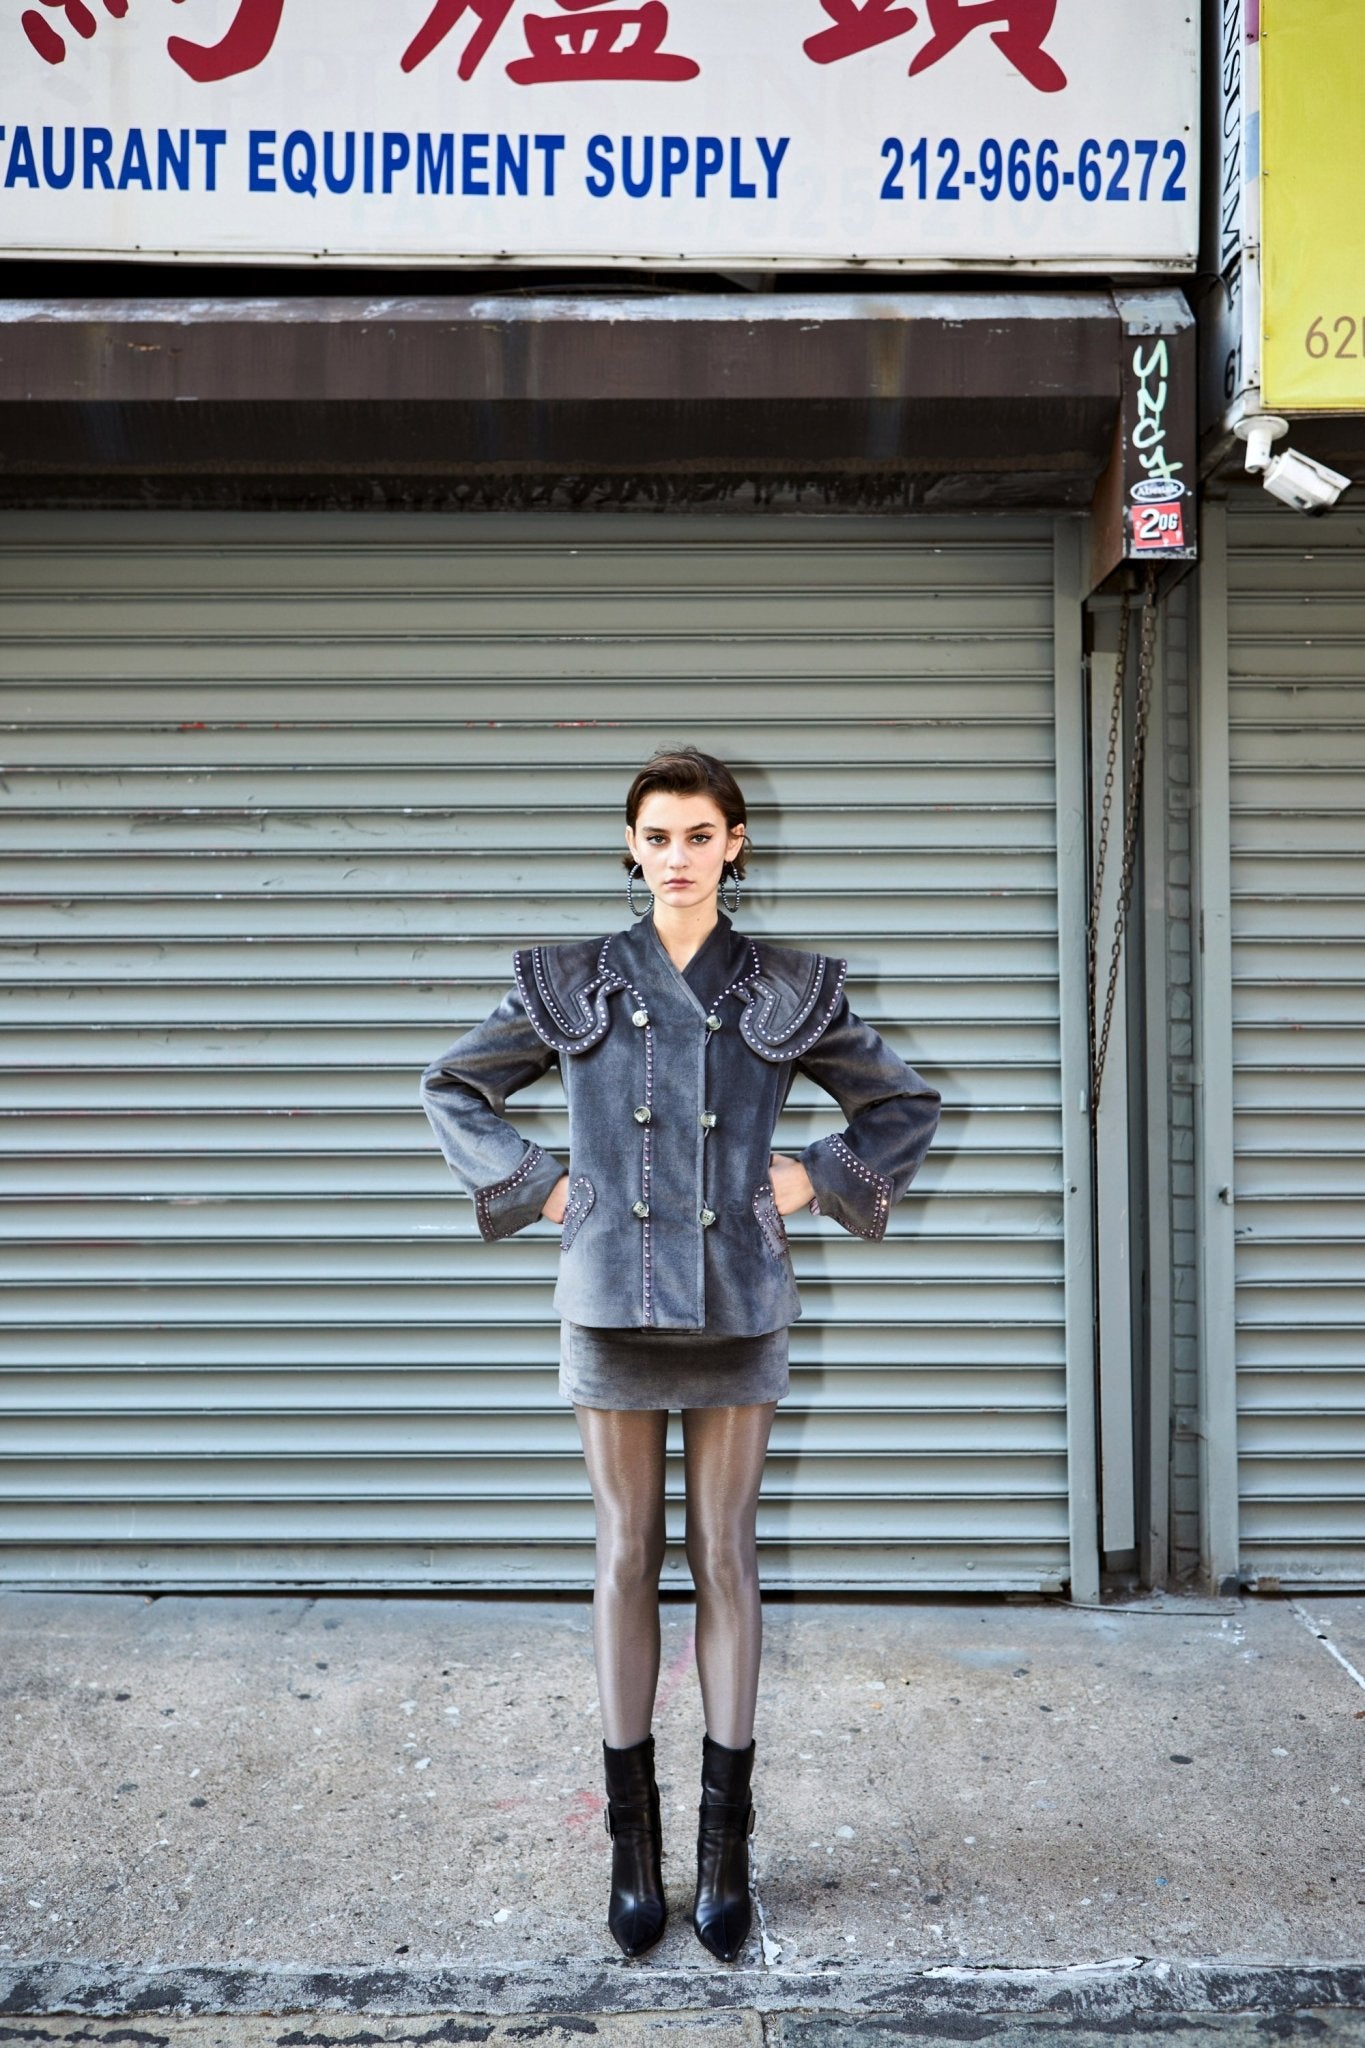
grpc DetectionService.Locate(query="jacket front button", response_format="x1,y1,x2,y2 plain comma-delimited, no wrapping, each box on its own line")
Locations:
700,1112,717,1130
705,1014,721,1032
631,1008,649,1028
632,1199,650,1219
633,1105,651,1124
699,1208,717,1227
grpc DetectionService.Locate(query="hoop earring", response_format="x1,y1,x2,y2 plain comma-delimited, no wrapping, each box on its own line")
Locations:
721,866,741,915
627,863,651,917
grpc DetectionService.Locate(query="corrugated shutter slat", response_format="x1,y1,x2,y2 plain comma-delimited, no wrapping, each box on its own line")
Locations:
1,511,1066,1591
1227,505,1365,1588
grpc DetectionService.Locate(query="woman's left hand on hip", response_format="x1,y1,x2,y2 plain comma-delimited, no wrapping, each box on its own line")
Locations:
769,1152,816,1217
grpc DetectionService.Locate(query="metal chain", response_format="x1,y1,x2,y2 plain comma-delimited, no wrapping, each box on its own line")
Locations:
1089,566,1158,1115
1086,587,1130,1053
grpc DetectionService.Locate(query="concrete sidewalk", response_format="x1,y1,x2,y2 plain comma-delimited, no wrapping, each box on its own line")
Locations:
1,1589,1363,2022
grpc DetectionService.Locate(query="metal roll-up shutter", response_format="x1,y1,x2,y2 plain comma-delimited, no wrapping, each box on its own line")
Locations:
1227,504,1365,1587
1,511,1068,1591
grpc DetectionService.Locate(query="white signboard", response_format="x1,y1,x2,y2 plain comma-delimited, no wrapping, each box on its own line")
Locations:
0,0,1198,269
1201,0,1260,430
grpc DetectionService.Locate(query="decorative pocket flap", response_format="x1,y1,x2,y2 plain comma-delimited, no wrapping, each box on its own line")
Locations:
560,1175,596,1252
752,1182,789,1261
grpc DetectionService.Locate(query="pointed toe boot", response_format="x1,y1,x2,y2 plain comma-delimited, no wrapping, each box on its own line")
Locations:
692,1733,756,1963
601,1734,667,1957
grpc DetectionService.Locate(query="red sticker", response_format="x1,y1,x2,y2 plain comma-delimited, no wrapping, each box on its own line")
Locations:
1131,501,1185,551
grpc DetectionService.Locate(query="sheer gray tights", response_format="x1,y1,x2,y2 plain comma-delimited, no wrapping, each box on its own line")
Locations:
574,1401,777,1750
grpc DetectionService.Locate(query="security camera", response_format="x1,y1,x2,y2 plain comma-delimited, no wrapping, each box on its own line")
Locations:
1234,412,1351,516
1260,447,1351,515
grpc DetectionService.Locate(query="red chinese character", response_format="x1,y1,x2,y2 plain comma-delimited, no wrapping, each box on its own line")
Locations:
506,0,699,83
907,0,1066,92
21,0,126,67
167,0,286,81
400,0,515,78
804,0,917,66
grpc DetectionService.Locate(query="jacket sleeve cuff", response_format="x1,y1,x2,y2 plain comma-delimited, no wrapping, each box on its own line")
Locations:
473,1143,564,1243
801,1133,894,1242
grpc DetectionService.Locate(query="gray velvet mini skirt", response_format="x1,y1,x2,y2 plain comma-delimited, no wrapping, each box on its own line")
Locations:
559,1321,790,1410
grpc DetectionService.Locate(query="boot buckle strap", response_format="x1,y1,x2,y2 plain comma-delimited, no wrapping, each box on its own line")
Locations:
606,1802,655,1838
698,1799,755,1824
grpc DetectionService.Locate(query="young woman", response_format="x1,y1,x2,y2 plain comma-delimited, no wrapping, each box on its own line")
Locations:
421,748,940,1963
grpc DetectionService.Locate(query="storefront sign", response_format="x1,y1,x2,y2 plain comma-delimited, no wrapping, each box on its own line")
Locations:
0,0,1198,269
1201,0,1258,428
1091,291,1197,588
1126,336,1191,552
1260,0,1364,410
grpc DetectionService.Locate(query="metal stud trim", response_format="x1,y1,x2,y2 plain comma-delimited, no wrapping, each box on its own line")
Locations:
559,1175,596,1253
824,1133,894,1241
616,969,656,1327
641,1018,654,1321
530,944,580,1038
739,957,849,1064
751,1182,790,1262
718,942,763,1006
511,946,626,1056
474,1142,553,1243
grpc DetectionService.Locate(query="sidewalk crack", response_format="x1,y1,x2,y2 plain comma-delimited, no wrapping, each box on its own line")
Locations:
1287,1597,1365,1694
750,1832,781,1967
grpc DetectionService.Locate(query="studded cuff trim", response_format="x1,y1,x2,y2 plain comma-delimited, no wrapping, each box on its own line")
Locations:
810,1132,894,1242
474,1142,559,1243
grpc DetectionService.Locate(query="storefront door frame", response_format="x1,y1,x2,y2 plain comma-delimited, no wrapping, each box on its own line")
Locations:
1056,518,1102,1604
1194,503,1245,1594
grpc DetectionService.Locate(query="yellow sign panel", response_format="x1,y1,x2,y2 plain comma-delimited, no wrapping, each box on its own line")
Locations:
1261,0,1365,411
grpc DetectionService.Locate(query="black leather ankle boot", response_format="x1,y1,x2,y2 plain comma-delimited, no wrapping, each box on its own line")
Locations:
601,1734,666,1957
692,1732,756,1962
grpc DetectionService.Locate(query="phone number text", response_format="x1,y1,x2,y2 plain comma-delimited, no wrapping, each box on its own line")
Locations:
880,135,1190,204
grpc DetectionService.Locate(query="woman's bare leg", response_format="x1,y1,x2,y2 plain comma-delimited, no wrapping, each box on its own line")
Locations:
573,1404,669,1747
680,1400,777,1748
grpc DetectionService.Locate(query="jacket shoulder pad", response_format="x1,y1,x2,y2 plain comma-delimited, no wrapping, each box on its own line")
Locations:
739,941,848,1062
512,936,627,1054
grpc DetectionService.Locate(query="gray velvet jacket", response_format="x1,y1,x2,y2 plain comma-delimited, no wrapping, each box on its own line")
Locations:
420,911,940,1337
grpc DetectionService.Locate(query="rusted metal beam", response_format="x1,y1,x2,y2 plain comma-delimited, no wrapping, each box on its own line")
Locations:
0,290,1125,509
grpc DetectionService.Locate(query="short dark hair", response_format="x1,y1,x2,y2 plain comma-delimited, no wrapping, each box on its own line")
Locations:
623,747,750,879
